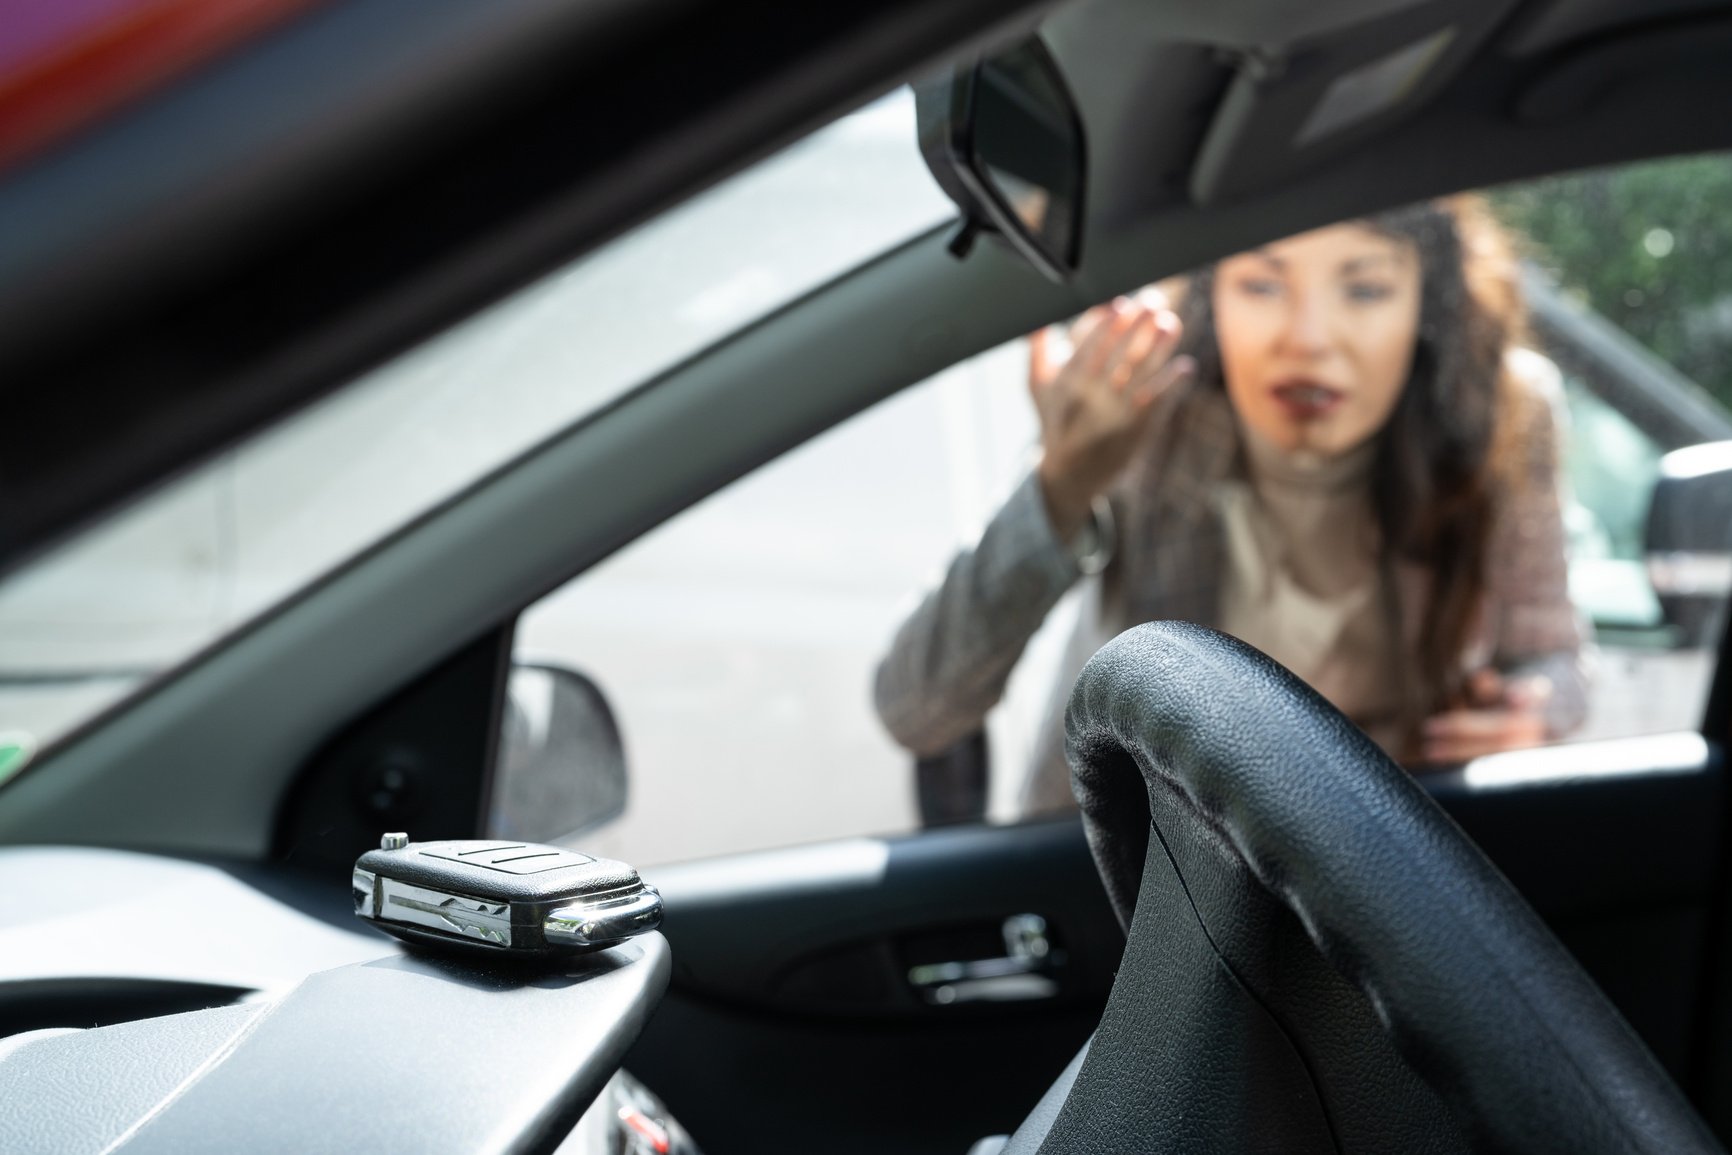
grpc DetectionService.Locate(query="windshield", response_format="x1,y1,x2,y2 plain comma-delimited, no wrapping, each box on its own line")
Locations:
0,90,952,778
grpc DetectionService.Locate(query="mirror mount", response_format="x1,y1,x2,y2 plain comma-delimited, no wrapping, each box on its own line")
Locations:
946,216,984,262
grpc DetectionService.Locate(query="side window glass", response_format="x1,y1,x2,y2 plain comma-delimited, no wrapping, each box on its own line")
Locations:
503,155,1732,867
1557,375,1662,625
1496,155,1732,740
508,341,1049,866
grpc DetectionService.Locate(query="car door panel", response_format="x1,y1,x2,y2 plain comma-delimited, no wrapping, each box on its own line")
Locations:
629,737,1724,1154
630,819,1119,1155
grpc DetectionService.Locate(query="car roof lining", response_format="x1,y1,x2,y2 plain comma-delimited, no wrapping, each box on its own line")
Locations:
11,0,1732,852
1502,0,1731,55
1056,0,1732,225
1511,13,1732,123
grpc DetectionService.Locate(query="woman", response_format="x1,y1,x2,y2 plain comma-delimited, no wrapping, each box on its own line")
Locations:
874,196,1589,814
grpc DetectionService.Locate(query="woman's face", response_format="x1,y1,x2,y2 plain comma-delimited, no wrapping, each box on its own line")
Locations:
1213,222,1423,458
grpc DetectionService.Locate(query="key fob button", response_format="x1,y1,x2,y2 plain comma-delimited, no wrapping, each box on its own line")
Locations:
413,839,594,874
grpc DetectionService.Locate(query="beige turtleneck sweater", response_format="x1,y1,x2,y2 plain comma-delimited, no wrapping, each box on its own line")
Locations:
1215,428,1408,750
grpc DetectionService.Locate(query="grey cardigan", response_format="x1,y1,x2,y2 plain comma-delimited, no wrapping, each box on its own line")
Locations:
873,377,1590,814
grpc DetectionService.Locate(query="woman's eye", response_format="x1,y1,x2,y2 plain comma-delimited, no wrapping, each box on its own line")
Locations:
1234,277,1283,298
1345,281,1395,303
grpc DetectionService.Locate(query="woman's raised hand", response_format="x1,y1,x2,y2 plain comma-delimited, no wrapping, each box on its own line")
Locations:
1030,289,1193,541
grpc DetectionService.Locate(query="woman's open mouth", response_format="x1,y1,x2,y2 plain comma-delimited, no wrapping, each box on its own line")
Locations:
1270,379,1345,421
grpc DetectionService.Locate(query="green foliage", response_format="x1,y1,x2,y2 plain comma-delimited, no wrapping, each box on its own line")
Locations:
1490,154,1732,410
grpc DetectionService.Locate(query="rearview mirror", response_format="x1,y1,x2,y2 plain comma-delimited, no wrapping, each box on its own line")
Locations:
489,663,628,843
916,35,1086,282
1645,441,1732,648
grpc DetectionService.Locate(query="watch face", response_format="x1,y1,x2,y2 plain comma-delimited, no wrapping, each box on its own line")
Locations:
1072,495,1115,576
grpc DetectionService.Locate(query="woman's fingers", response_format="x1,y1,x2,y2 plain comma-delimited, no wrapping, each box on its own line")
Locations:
1102,313,1160,389
1027,287,1187,524
1466,667,1504,707
1457,667,1551,712
1067,302,1117,345
1421,704,1547,763
1032,293,1183,400
1132,352,1194,408
1132,285,1172,313
1030,306,1108,392
1503,674,1553,711
1028,327,1054,392
1125,313,1182,393
1082,303,1151,381
1425,707,1533,740
1082,301,1181,393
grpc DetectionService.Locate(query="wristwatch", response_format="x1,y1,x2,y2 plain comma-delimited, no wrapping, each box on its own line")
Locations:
1068,495,1116,576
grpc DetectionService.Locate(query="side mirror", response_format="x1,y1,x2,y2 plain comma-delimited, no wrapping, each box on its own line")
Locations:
915,35,1086,283
1645,441,1732,648
489,663,628,843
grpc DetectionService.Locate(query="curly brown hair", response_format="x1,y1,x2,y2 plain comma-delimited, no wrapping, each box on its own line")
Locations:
1177,195,1535,732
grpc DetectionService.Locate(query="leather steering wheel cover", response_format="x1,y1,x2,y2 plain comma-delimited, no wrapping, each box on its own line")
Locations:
1052,621,1718,1154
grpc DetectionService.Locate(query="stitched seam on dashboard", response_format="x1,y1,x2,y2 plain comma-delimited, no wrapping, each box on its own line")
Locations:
95,998,280,1154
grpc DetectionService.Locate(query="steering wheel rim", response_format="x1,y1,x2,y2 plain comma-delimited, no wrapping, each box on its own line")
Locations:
1007,621,1720,1154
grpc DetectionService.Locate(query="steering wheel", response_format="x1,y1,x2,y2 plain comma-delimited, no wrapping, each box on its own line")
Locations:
1002,622,1722,1154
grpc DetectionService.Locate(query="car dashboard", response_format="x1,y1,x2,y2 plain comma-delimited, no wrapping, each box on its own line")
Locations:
0,846,685,1154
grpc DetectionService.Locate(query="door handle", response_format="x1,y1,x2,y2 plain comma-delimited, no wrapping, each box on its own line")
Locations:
906,914,1061,1005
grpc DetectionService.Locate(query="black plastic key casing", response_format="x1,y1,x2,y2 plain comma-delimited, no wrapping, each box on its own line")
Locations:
353,838,659,959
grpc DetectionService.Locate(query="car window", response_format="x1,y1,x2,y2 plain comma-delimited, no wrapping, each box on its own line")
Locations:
516,153,1732,868
0,91,952,780
1558,377,1664,632
1496,155,1732,740
513,339,1063,866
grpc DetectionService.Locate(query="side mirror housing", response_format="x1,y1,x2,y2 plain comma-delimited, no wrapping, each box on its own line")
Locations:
489,663,628,843
1645,441,1732,648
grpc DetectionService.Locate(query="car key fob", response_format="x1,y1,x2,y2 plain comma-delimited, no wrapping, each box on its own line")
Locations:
353,833,662,959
